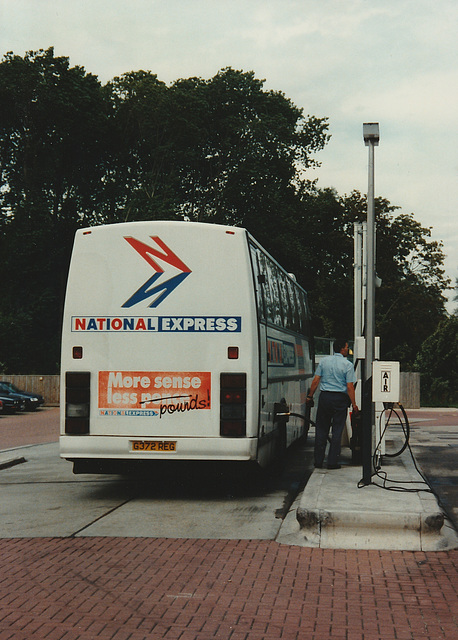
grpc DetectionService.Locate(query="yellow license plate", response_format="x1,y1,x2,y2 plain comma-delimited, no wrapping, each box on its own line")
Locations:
131,440,177,452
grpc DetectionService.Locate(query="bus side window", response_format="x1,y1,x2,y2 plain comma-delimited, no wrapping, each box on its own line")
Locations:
277,274,285,328
287,280,300,333
299,291,310,337
272,264,284,326
265,258,280,326
250,245,267,323
279,275,292,331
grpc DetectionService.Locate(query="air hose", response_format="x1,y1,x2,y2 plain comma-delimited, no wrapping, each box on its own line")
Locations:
377,402,410,458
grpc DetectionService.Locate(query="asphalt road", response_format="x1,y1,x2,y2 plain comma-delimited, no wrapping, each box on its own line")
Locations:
0,406,315,539
0,405,59,449
0,405,456,538
406,408,458,531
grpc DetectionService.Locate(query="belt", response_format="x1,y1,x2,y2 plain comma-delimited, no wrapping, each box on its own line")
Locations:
321,390,347,395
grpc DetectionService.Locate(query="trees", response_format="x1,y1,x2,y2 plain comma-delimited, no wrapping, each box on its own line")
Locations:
414,316,458,405
0,49,451,376
0,55,330,372
454,278,458,316
101,67,330,228
0,48,109,372
339,192,450,368
0,48,109,226
272,188,450,360
100,70,181,222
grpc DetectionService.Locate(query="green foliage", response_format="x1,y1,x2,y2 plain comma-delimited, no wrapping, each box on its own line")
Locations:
454,278,458,316
0,48,109,226
339,191,450,368
0,48,451,375
101,67,330,225
0,48,109,372
414,316,458,405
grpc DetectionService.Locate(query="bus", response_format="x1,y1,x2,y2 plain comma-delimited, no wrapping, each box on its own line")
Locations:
60,221,315,473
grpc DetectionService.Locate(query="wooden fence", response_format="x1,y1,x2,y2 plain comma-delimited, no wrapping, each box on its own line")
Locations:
1,371,421,409
1,375,60,406
400,372,421,409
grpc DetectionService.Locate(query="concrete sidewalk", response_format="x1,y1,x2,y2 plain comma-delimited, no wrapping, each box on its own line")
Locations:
278,440,458,551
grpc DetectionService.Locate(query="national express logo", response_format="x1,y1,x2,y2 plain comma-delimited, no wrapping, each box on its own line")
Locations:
71,234,242,333
122,236,191,308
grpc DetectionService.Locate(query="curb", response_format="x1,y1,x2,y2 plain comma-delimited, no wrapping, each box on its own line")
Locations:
295,504,449,551
277,448,458,551
0,455,26,471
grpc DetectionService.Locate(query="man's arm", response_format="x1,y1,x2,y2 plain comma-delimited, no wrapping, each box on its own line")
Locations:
347,382,359,412
307,375,321,402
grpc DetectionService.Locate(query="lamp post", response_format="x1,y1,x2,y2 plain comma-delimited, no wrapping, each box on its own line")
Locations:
362,122,379,485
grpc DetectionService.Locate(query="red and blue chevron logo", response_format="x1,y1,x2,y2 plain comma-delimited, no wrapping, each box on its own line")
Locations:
122,236,191,308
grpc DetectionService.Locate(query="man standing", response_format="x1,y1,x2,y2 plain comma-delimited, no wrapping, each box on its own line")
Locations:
306,339,359,469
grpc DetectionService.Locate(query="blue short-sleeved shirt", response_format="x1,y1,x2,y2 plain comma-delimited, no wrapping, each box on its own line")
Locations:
314,353,356,393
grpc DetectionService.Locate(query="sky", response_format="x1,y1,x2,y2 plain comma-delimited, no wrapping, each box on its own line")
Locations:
1,0,457,310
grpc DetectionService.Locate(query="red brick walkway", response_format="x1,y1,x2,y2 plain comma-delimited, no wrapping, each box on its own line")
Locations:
0,538,456,639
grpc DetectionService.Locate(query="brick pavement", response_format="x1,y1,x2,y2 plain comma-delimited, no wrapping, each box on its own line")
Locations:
0,538,456,640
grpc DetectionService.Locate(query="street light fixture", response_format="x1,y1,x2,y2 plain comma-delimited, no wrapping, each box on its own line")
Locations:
363,123,380,146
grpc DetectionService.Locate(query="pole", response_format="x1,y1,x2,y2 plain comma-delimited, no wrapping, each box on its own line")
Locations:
366,139,375,375
361,123,379,485
353,222,363,341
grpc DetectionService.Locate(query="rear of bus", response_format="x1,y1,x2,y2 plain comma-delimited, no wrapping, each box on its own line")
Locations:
60,221,260,473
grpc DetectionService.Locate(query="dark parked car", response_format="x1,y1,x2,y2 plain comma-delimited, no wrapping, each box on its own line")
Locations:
0,391,22,413
0,382,43,411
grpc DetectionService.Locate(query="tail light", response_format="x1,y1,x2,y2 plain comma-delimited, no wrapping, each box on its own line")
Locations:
227,346,239,359
73,346,83,359
220,373,246,437
65,372,90,434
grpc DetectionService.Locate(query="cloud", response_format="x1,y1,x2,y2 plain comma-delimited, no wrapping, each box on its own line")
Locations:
340,70,458,125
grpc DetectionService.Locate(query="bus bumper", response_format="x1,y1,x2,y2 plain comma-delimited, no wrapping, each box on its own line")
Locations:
60,435,258,470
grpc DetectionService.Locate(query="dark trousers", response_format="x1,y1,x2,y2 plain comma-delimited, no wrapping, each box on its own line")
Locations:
314,391,349,466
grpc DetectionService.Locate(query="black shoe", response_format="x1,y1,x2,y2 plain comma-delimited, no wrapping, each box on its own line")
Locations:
327,464,341,470
314,463,323,468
